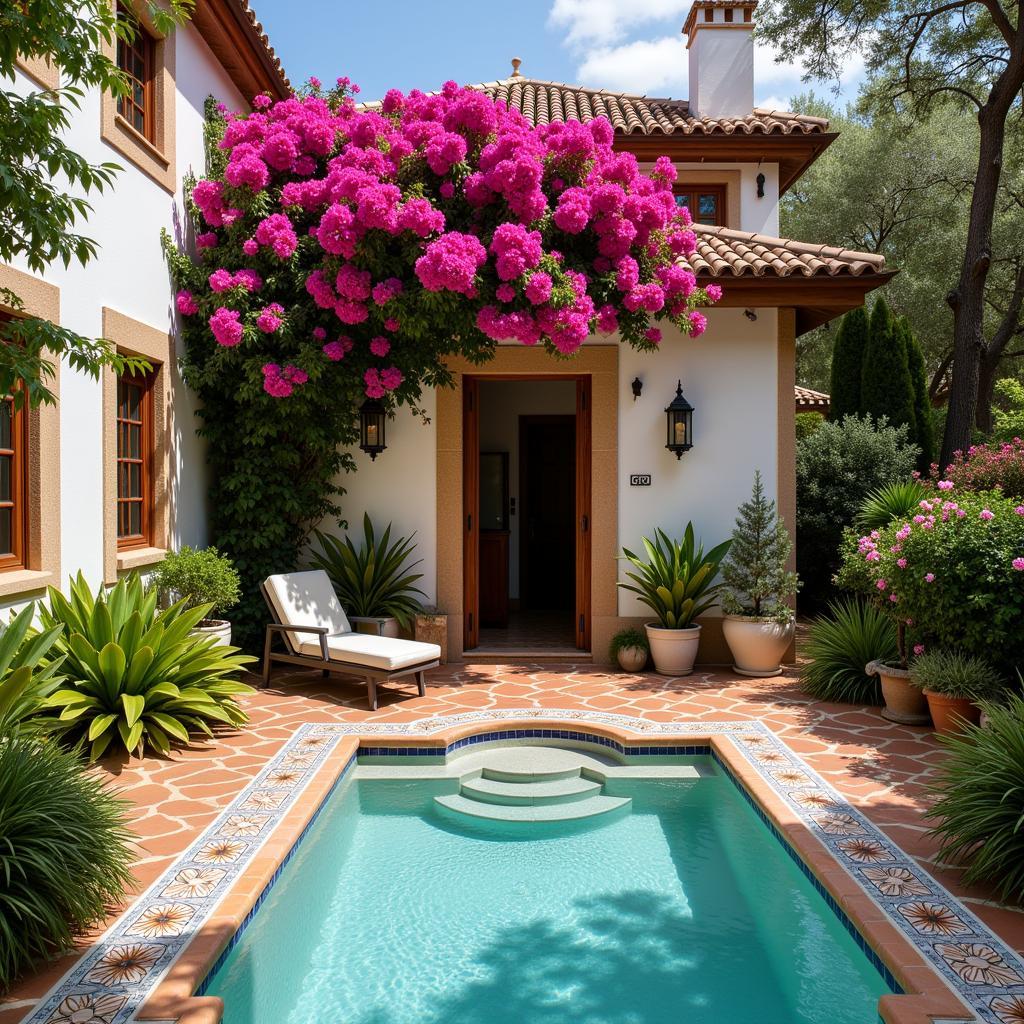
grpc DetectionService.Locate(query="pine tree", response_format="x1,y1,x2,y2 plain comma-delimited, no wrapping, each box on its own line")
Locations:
721,471,799,619
903,320,935,472
860,297,916,432
829,306,868,421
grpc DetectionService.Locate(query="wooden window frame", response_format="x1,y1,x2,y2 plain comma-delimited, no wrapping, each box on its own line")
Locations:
0,389,28,572
673,183,728,226
116,369,155,551
116,2,156,144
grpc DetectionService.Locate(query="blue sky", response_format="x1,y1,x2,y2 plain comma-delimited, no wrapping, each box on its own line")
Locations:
251,0,862,112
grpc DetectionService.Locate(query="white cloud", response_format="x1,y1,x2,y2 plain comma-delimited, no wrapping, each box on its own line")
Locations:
548,0,691,48
576,36,687,95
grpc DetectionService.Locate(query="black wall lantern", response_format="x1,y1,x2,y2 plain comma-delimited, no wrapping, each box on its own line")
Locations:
631,376,643,400
359,398,387,460
665,380,694,459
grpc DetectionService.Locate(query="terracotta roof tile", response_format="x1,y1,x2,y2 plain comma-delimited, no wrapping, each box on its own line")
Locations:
472,78,828,136
794,386,831,407
688,224,888,279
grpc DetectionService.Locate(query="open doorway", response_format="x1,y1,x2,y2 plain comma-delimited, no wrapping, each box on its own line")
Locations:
463,376,591,653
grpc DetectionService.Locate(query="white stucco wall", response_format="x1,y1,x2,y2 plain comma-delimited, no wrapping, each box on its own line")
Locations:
3,26,246,614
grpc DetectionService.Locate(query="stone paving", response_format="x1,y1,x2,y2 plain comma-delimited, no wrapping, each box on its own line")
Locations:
3,661,1023,1022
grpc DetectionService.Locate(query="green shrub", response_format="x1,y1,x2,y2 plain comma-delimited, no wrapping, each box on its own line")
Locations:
721,470,798,622
992,377,1024,443
310,513,425,629
796,414,918,609
618,524,731,629
854,479,929,533
861,298,916,435
909,649,1004,699
38,573,255,760
795,412,824,441
927,692,1024,905
609,627,649,661
0,605,64,734
904,324,934,472
828,306,867,422
850,490,1024,671
149,546,241,620
0,734,134,991
936,437,1024,499
800,597,897,704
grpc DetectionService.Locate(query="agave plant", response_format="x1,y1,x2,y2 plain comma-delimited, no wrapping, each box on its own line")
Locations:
37,573,256,760
855,479,929,533
0,604,65,735
800,597,897,704
618,524,731,629
310,513,425,629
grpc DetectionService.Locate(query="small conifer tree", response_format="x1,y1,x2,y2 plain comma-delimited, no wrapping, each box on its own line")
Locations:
829,306,869,421
903,320,935,472
861,297,916,432
721,471,799,621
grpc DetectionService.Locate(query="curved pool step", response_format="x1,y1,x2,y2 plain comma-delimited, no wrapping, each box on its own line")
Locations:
435,791,630,824
460,774,603,806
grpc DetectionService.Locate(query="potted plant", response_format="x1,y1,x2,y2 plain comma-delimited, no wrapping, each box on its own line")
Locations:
618,524,731,676
311,513,425,637
910,649,1004,734
609,627,649,672
149,546,241,647
720,471,799,676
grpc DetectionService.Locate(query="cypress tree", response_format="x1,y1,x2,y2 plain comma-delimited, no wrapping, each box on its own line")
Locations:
828,306,868,421
903,319,935,472
860,297,916,432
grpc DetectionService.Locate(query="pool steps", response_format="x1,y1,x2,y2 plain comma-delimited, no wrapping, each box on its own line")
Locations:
434,745,632,825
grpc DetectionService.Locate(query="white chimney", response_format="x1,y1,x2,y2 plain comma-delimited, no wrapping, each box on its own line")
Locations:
684,1,757,119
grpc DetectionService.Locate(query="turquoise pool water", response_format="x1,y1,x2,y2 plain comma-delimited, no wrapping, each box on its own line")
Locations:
207,761,889,1023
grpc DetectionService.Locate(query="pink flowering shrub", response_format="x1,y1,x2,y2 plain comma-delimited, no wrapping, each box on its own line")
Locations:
165,81,719,648
840,488,1024,668
931,438,1024,500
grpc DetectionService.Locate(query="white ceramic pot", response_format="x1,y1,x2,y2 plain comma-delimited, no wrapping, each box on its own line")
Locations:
645,623,701,676
191,619,232,648
722,614,794,677
616,646,648,672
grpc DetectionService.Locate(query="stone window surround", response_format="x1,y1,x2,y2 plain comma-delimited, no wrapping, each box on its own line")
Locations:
99,0,177,194
0,264,61,600
102,307,171,583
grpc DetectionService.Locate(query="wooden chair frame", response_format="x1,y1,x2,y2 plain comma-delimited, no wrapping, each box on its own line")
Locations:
259,581,438,711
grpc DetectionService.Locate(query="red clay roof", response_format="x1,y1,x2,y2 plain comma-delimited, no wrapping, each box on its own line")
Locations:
689,225,888,279
795,386,831,407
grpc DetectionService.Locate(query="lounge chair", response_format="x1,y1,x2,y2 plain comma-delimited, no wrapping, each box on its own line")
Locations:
260,570,440,710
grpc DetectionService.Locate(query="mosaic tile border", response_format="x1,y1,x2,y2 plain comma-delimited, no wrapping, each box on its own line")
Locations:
21,709,1024,1024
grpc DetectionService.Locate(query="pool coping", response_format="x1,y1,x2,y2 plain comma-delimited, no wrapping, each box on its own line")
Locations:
20,710,1024,1024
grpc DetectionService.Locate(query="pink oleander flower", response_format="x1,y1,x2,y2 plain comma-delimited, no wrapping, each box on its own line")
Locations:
256,303,285,333
897,558,907,569
196,232,218,249
925,573,935,583
688,310,707,337
415,231,487,295
383,317,400,332
876,578,887,590
937,480,954,490
242,238,259,256
209,307,243,347
313,327,327,340
1016,506,1024,516
1013,557,1024,571
176,290,198,316
323,337,353,361
524,272,552,305
865,551,880,562
370,336,391,357
495,283,516,303
372,277,403,305
255,213,298,260
381,366,403,390
889,593,898,603
980,508,995,521
705,283,722,302
644,327,662,344
913,644,925,657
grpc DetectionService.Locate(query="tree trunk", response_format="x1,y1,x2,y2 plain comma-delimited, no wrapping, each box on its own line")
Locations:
941,40,1024,469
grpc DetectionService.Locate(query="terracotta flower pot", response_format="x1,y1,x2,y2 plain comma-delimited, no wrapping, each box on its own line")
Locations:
866,660,931,726
616,646,648,673
923,691,981,735
645,623,701,676
722,615,794,677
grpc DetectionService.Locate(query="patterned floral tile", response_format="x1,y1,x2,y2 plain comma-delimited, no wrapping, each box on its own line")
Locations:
15,708,1024,1024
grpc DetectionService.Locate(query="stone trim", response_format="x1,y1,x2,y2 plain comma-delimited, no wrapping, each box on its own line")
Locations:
15,54,59,91
101,308,171,583
0,264,61,599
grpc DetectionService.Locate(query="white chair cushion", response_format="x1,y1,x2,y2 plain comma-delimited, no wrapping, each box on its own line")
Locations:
264,570,351,651
296,632,440,672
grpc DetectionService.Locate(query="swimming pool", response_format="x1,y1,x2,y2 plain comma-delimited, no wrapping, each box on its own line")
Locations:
205,743,890,1023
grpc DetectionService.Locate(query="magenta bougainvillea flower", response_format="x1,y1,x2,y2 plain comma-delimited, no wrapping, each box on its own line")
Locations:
172,76,719,402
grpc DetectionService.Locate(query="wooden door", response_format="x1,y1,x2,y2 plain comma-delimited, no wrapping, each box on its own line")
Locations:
575,377,592,651
463,377,479,649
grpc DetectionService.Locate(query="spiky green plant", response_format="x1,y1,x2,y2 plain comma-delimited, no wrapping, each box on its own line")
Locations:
0,734,134,991
618,524,731,629
0,604,65,734
910,649,1005,699
927,692,1024,905
38,572,255,760
854,479,929,533
800,597,897,704
310,514,425,629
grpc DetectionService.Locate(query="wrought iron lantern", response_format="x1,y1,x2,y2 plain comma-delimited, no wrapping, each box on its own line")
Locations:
359,398,387,460
665,380,693,459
